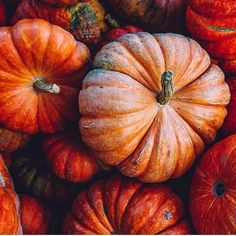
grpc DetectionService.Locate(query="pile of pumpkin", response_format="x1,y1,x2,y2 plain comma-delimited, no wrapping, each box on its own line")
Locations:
0,0,235,234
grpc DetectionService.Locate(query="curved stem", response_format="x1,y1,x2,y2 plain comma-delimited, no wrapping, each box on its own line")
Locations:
158,71,174,105
105,14,120,29
33,78,60,94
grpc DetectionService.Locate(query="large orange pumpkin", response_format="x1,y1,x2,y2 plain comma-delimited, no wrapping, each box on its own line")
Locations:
13,0,108,45
79,32,230,183
42,131,100,183
190,135,236,234
0,19,90,134
62,175,190,234
0,155,22,234
186,0,236,75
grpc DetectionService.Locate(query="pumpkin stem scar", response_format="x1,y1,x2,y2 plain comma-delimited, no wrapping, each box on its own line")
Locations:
213,181,226,198
158,71,174,105
33,77,60,94
105,14,120,28
0,173,5,188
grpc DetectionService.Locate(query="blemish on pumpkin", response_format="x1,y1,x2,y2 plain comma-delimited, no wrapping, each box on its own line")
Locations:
164,211,173,220
0,173,6,188
208,26,236,32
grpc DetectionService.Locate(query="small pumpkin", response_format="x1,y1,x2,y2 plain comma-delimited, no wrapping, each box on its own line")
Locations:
62,175,191,234
0,155,22,234
42,131,100,183
0,0,6,26
190,134,236,234
19,194,52,234
107,0,187,34
186,0,236,75
13,0,108,45
79,32,230,183
0,126,29,153
42,0,78,6
0,18,90,134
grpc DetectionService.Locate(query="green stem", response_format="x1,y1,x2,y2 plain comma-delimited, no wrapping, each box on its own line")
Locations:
33,78,60,94
104,14,120,28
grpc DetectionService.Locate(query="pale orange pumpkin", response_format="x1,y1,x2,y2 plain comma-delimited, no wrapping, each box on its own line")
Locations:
79,32,230,183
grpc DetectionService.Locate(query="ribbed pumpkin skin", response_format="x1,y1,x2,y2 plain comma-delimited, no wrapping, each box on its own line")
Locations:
186,0,236,75
190,135,236,234
42,131,99,183
19,194,51,234
42,0,77,6
62,175,190,234
0,19,90,134
79,32,230,183
108,0,187,33
221,77,236,137
0,155,22,234
13,0,108,45
0,0,6,26
0,126,29,153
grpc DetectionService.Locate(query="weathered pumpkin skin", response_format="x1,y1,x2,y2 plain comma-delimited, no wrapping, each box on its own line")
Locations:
0,19,90,134
42,131,99,183
0,126,29,153
19,194,51,234
42,0,78,6
186,0,236,75
10,150,74,205
0,155,22,234
13,0,108,45
79,32,230,183
62,175,190,234
107,0,187,34
190,135,236,234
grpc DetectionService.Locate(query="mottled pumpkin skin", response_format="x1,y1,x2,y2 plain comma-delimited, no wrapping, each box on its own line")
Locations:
79,32,230,183
0,19,90,134
0,0,6,26
62,175,190,234
108,0,187,33
0,126,29,153
10,151,73,205
0,155,22,234
13,0,108,45
186,0,236,75
190,135,236,234
42,0,78,6
19,194,51,234
42,131,99,183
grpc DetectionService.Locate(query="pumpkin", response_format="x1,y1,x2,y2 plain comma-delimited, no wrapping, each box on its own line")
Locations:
42,131,100,183
190,134,236,234
221,77,236,137
0,18,90,134
19,194,51,234
0,0,6,26
42,0,78,6
107,0,187,34
0,155,22,234
79,32,230,183
13,0,108,45
62,175,190,234
10,149,74,205
186,0,236,75
0,126,29,153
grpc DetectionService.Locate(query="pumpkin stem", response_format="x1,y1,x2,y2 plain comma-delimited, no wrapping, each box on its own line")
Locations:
105,14,120,28
213,181,226,198
158,71,174,105
33,78,60,94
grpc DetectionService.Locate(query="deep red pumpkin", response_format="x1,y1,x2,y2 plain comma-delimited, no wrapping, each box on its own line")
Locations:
186,0,236,75
19,194,51,234
0,0,6,26
190,134,236,234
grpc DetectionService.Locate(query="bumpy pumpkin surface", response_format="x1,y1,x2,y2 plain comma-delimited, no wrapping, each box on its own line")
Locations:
62,175,190,234
19,194,51,234
0,126,29,152
190,135,236,234
0,155,22,234
0,19,90,134
42,131,99,183
108,0,187,33
186,0,236,75
79,32,230,183
13,0,108,45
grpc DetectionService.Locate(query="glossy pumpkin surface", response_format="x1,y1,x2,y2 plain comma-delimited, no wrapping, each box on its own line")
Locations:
190,135,236,234
19,194,51,234
0,155,22,234
0,19,90,134
62,175,190,234
186,0,236,75
42,131,99,183
79,32,230,183
13,0,108,45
